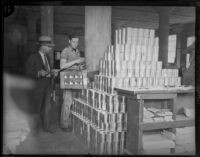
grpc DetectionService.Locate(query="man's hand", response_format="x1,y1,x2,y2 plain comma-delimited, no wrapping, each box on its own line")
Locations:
51,69,59,77
75,57,85,64
38,70,48,77
79,62,86,70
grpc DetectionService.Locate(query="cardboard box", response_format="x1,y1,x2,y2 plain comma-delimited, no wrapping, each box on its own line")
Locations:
143,77,147,87
118,29,122,44
140,68,146,77
60,70,87,89
150,29,155,38
146,68,151,77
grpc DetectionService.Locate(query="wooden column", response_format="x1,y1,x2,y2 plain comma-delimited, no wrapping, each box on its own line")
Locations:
27,12,38,54
174,25,183,69
155,7,174,68
180,23,195,71
180,33,187,71
85,6,111,72
41,6,54,65
175,33,182,68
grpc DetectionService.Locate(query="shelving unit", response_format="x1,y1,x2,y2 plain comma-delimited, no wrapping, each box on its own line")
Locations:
115,87,195,154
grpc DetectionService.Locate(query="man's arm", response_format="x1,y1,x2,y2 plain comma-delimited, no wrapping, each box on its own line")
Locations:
26,55,48,78
60,58,76,69
60,57,85,69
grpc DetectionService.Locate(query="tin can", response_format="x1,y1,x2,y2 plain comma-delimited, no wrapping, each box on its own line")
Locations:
146,68,151,77
137,77,142,87
151,69,156,77
140,68,145,77
164,77,169,86
135,68,140,77
143,77,147,87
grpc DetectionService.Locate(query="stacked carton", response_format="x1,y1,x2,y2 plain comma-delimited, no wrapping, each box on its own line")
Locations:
72,88,127,154
71,27,183,154
98,27,181,89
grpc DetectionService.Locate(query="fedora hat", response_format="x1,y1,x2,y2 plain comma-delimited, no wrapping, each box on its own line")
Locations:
38,36,55,47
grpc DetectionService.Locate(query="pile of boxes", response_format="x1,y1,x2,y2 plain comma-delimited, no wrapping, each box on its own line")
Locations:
98,27,181,89
72,89,127,154
71,27,183,154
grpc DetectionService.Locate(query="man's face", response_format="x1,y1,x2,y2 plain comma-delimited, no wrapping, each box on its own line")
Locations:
41,45,53,54
69,38,79,49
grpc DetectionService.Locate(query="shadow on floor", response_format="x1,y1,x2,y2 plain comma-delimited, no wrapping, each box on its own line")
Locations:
16,104,89,154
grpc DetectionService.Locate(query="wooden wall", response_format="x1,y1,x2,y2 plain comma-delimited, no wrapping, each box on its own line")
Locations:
3,6,195,74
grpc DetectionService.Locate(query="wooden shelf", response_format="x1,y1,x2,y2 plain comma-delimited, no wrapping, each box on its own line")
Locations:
115,87,194,99
141,115,194,131
115,88,195,154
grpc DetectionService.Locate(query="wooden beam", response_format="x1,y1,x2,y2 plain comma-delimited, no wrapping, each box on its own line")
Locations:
54,21,84,28
113,8,158,23
142,119,195,131
41,6,54,65
27,12,39,54
54,14,84,23
54,6,84,15
113,19,158,29
126,98,143,154
154,7,175,68
175,33,182,68
85,6,111,72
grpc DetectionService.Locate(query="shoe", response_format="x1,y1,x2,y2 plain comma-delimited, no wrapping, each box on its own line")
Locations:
60,126,72,132
43,127,56,134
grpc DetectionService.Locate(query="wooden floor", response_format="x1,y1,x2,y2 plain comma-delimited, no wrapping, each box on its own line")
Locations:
16,121,89,154
15,102,89,155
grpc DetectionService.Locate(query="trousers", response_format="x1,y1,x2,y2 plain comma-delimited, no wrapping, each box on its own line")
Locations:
33,79,52,131
60,90,73,128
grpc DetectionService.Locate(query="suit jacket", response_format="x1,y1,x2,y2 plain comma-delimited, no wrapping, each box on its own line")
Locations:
25,52,52,93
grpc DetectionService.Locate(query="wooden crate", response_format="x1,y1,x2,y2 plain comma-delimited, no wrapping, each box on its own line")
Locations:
60,70,87,89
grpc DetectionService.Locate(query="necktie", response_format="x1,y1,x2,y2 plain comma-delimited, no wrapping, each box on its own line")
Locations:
44,55,50,72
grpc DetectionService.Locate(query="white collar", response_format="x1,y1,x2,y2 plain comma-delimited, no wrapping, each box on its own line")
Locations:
39,51,46,64
39,51,45,56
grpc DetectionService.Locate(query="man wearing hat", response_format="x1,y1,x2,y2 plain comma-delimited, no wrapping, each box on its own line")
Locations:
25,35,58,133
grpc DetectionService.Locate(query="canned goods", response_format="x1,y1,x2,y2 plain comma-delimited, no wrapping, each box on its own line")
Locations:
174,69,179,77
167,69,173,77
135,68,140,77
143,77,147,87
155,77,159,86
157,61,162,70
127,68,132,77
162,69,168,77
151,61,157,69
177,77,181,86
156,70,162,77
137,77,142,87
151,69,156,77
164,77,169,86
146,68,151,77
130,77,136,87
148,77,153,87
140,68,145,77
160,77,165,86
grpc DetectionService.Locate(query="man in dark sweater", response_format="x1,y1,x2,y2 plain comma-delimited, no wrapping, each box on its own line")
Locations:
25,36,58,133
